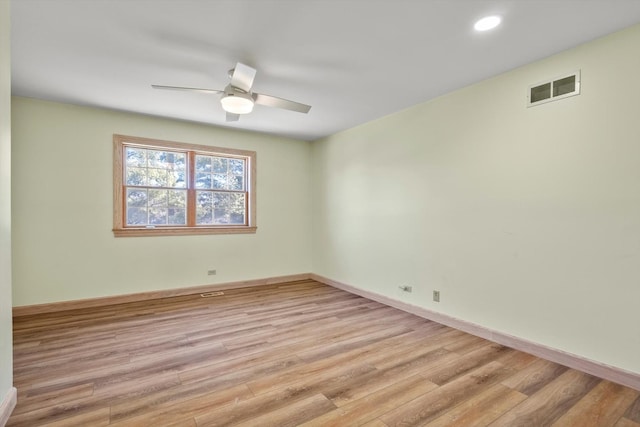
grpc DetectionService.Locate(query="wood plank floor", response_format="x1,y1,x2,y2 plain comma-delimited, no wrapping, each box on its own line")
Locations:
9,279,640,426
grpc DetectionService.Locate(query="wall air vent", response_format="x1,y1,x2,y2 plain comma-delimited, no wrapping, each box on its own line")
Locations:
527,70,580,107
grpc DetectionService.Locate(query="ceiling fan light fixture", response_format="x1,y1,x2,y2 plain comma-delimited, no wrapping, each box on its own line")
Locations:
221,93,254,114
153,62,311,121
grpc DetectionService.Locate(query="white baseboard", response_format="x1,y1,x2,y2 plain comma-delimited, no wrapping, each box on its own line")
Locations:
0,387,17,427
311,273,640,392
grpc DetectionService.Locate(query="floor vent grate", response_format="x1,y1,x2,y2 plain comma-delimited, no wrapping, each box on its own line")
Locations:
201,291,225,297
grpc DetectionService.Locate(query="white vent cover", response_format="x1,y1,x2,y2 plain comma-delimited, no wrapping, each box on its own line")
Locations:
527,70,580,107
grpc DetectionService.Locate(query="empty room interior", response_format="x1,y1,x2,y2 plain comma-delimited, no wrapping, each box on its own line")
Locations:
2,1,640,426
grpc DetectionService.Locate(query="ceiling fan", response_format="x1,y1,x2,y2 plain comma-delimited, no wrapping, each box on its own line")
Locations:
152,62,311,122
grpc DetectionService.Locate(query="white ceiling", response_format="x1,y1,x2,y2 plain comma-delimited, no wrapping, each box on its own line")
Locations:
11,0,640,141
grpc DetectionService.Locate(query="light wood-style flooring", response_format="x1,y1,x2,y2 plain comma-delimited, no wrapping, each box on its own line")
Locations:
10,280,640,426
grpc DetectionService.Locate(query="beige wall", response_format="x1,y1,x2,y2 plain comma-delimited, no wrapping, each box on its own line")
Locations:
11,98,313,305
312,24,640,374
0,0,13,403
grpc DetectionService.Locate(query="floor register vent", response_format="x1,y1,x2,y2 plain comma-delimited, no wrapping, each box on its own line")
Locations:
527,70,580,107
201,291,225,297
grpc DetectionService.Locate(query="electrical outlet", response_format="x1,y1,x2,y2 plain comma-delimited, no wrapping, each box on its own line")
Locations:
207,269,217,276
399,285,412,293
433,290,440,302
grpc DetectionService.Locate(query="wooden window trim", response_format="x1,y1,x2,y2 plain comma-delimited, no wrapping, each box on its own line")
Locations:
113,134,257,237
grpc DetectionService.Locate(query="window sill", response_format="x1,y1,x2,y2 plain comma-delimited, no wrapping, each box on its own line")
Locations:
113,226,257,237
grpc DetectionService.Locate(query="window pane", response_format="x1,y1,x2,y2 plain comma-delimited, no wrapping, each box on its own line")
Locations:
229,176,244,191
212,174,228,190
213,157,228,173
126,149,186,189
229,211,245,224
171,171,187,188
213,192,229,209
173,153,186,170
147,150,163,167
167,190,186,208
196,191,246,225
149,207,168,225
126,189,147,207
148,189,167,207
147,169,169,187
229,159,244,175
126,167,147,186
126,148,147,167
196,173,212,189
196,191,213,224
214,208,228,224
168,208,186,225
229,193,246,224
193,156,246,190
194,192,247,225
196,155,212,172
197,191,213,205
148,150,184,169
127,207,147,225
197,208,213,224
125,188,187,227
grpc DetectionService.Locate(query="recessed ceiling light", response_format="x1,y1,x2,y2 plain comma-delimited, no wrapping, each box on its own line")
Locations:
474,15,502,32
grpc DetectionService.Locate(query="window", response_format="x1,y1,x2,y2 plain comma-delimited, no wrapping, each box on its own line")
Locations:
113,134,256,237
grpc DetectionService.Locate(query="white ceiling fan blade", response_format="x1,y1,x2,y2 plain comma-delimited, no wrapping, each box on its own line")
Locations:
253,93,311,114
151,85,223,94
226,112,240,122
230,62,257,93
